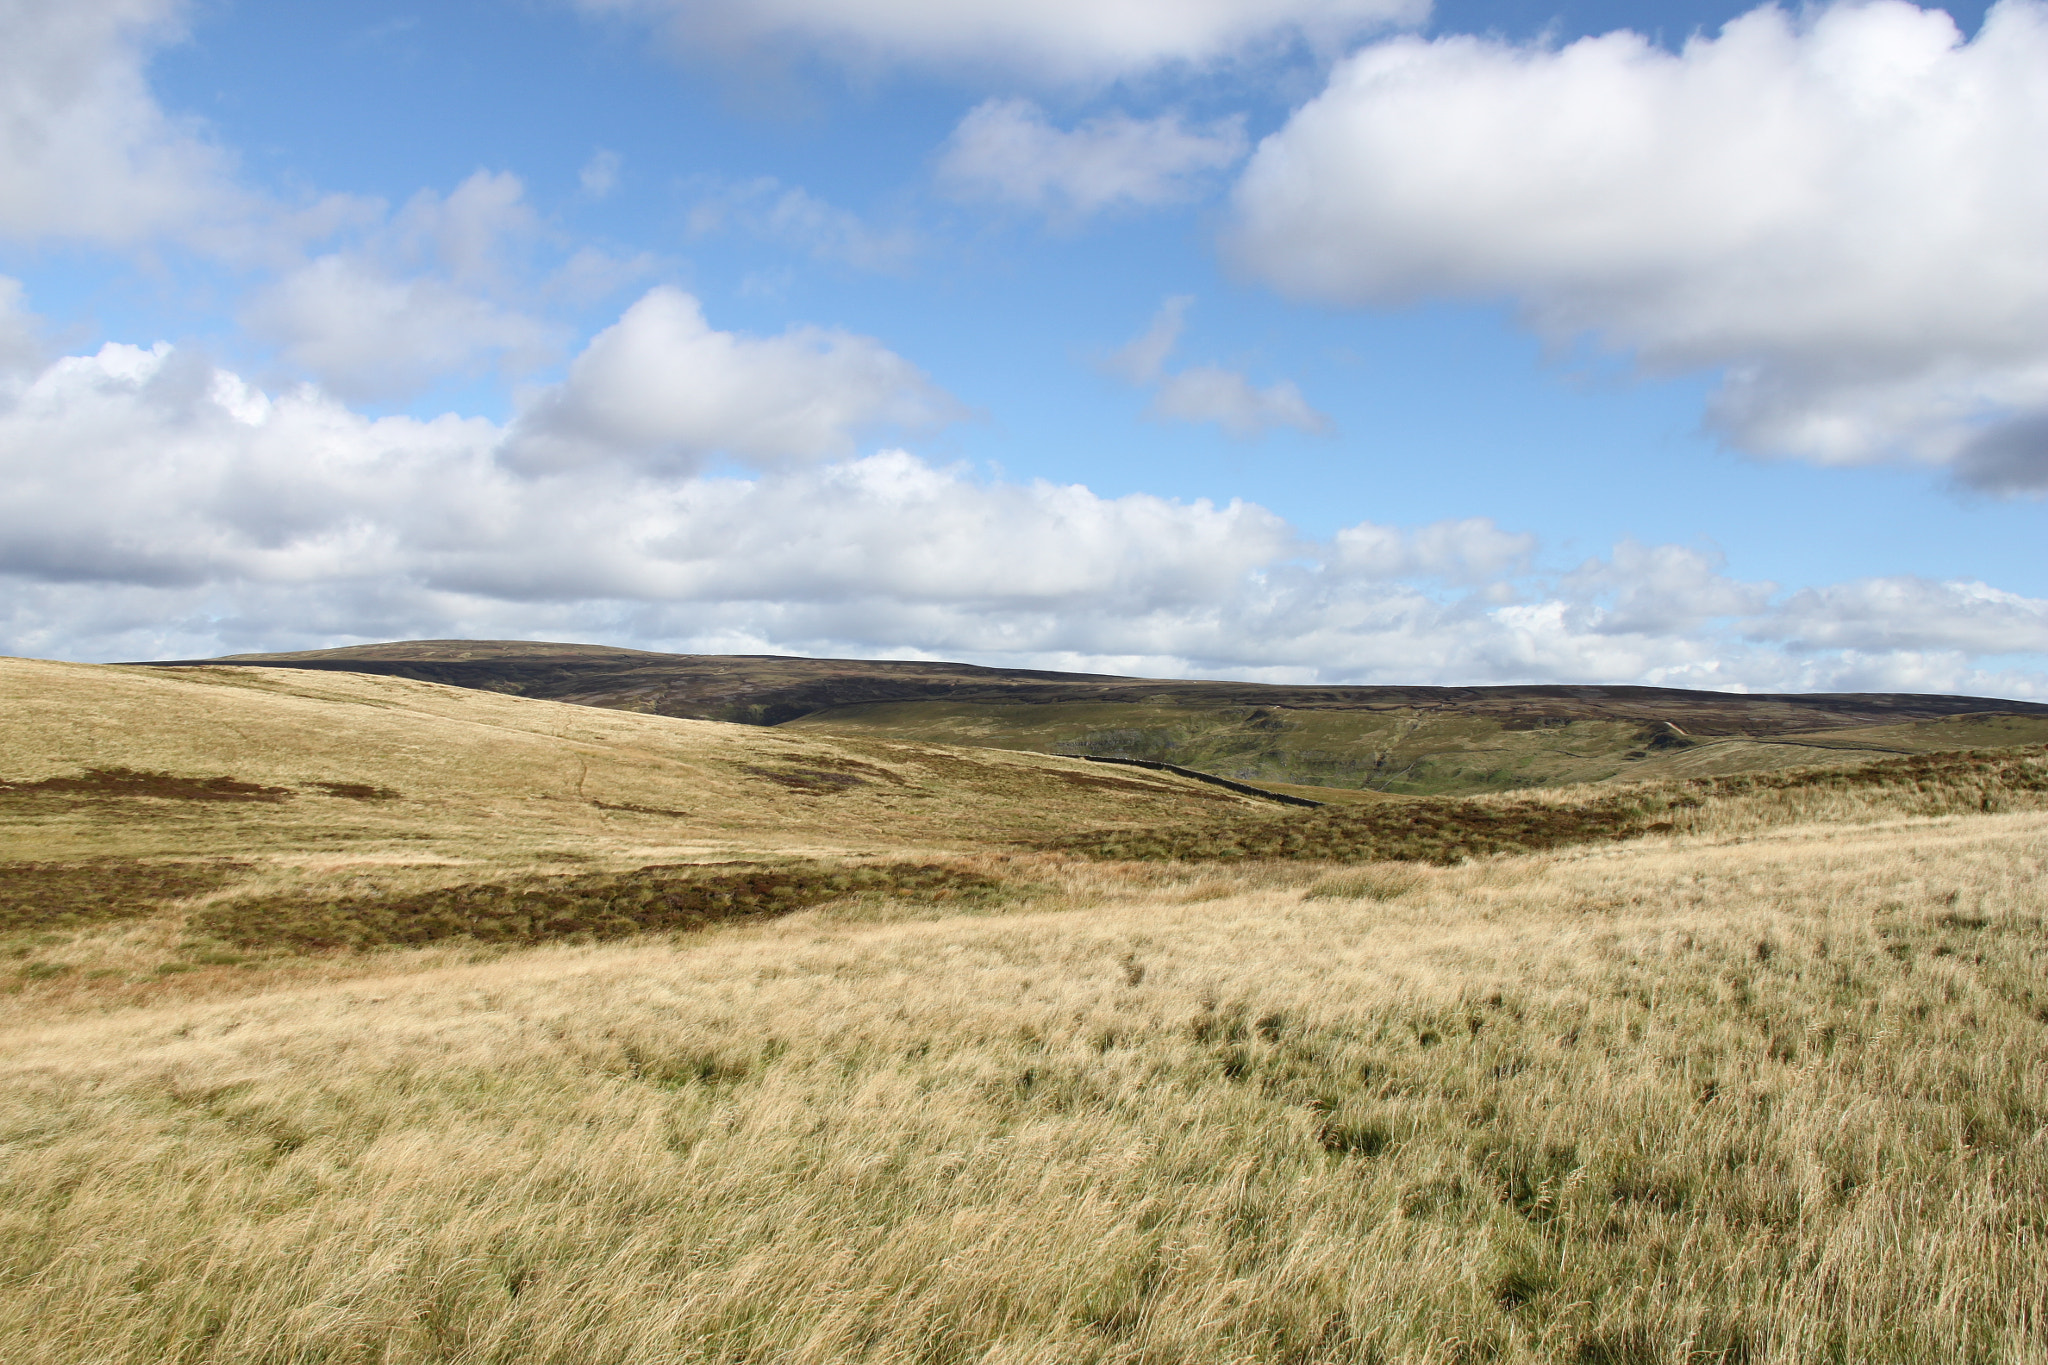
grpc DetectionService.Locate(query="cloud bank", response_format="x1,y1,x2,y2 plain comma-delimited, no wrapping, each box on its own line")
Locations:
1,309,2040,698
1230,0,2048,489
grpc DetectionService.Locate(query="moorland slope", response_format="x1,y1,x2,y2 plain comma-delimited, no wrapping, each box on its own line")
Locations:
0,655,1266,994
4,655,1257,866
153,640,2048,794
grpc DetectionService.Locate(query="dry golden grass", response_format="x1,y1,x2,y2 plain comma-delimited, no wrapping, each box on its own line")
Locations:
0,654,1266,1020
0,656,1260,868
3,808,2046,1363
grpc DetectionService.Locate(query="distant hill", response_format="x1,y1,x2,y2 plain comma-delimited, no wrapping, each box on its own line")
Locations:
143,640,2048,795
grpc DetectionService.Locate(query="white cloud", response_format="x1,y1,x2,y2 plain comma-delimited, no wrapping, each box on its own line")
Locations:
1151,368,1332,439
242,172,568,401
1565,541,1777,635
2,331,2043,700
686,178,918,273
0,0,246,245
573,0,1426,83
1750,577,2048,656
501,287,964,475
1229,0,2048,489
579,149,622,199
938,100,1246,221
1106,295,1189,386
1332,517,1534,584
1108,297,1333,438
243,255,555,404
0,13,612,403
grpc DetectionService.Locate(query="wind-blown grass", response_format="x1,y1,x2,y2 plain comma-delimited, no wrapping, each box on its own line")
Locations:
4,810,2047,1362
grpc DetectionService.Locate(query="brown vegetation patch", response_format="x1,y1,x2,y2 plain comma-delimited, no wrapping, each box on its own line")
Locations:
1046,746,2048,864
1697,745,2048,802
1046,794,1656,864
743,765,869,795
304,781,400,801
0,767,293,802
187,862,1007,953
0,859,253,934
590,800,691,817
783,753,912,785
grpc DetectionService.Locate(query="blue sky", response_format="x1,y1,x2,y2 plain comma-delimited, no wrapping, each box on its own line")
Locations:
2,0,2044,695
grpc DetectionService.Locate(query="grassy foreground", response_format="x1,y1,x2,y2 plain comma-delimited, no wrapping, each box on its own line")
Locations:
4,815,2048,1360
5,657,2048,1362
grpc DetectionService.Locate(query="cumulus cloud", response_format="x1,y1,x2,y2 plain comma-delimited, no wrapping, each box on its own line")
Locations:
938,100,1246,221
241,172,560,401
1151,368,1332,440
1229,0,2048,489
1566,542,1778,636
1108,297,1333,438
1750,577,2048,656
0,6,581,401
572,0,1425,83
501,287,964,475
0,0,246,244
242,257,554,403
1332,517,1534,585
2,332,2043,699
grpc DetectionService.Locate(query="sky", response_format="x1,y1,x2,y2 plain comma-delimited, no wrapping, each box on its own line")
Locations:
1,0,2044,696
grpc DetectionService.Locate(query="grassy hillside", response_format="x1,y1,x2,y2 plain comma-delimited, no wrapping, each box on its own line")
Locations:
2,656,1261,865
0,656,1266,997
786,696,2048,795
8,655,2048,1362
156,640,2048,796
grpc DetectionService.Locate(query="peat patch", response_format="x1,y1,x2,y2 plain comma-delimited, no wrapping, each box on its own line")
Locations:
189,862,1007,953
0,768,292,803
0,860,254,934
